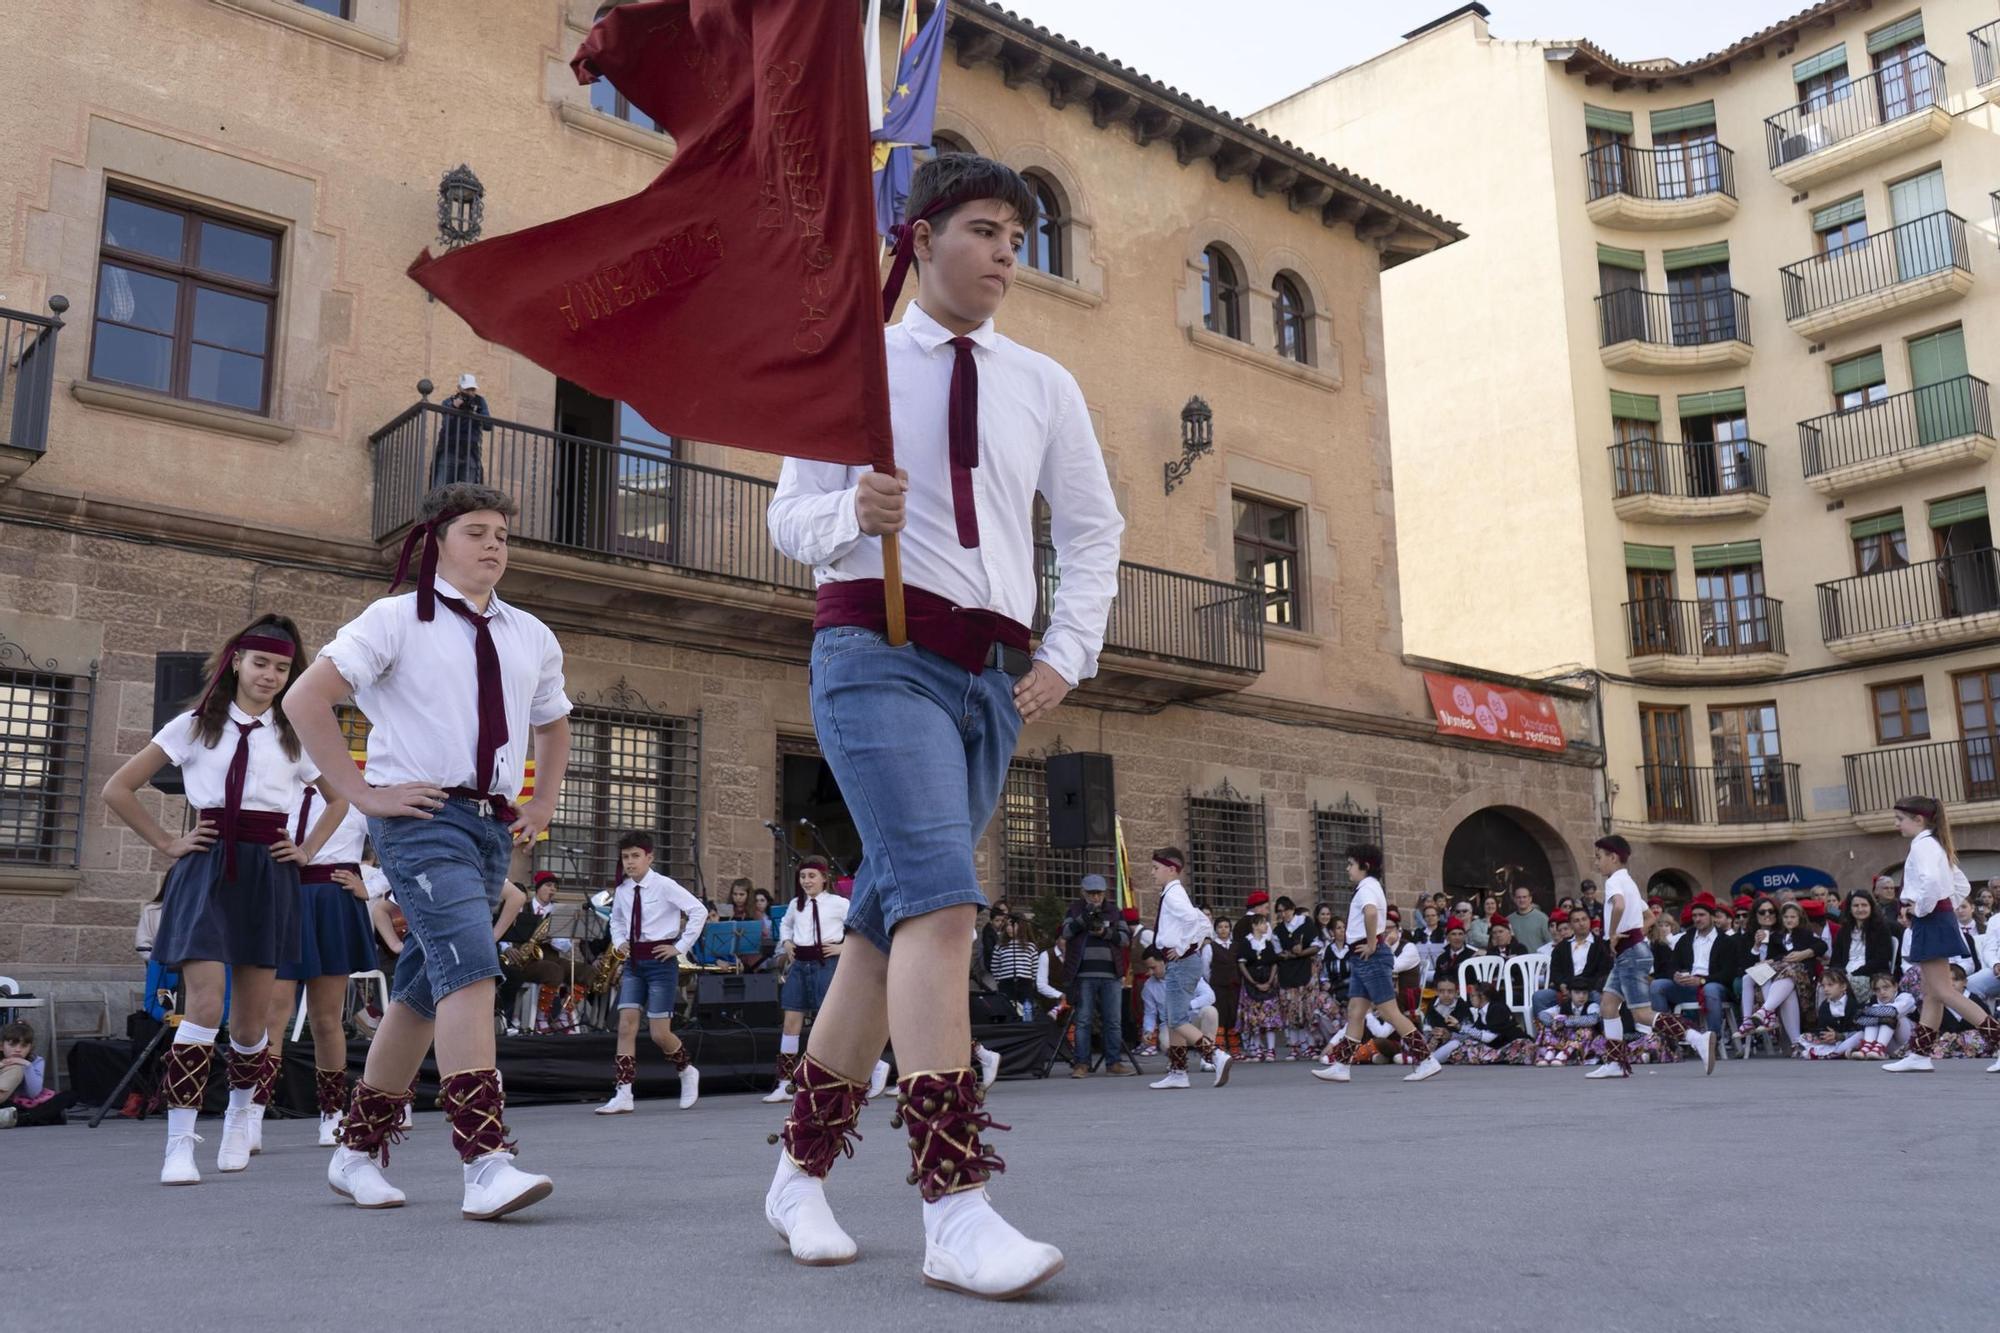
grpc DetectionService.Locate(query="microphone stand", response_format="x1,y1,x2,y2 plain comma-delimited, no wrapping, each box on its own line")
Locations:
794,817,847,878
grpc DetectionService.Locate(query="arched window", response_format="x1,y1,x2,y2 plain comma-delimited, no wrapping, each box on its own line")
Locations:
1201,246,1243,341
1273,272,1312,365
1022,174,1065,278
923,131,971,162
588,8,655,130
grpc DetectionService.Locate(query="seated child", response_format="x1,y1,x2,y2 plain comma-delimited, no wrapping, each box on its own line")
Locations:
1532,985,1602,1066
1935,964,1993,1058
1798,969,1863,1060
1445,978,1535,1066
0,1020,73,1127
1855,971,1915,1060
1421,976,1472,1065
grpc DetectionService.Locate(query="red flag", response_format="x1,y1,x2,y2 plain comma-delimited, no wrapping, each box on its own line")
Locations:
408,0,892,468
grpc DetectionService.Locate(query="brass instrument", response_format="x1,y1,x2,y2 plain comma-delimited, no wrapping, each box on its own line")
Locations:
588,942,630,997
503,914,552,968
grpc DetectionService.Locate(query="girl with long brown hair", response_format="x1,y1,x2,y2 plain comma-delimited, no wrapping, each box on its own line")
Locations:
1883,796,2000,1070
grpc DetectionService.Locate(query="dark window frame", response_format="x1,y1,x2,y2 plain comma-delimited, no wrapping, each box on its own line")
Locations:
295,0,353,18
1184,780,1268,913
1870,677,1930,745
1852,522,1910,575
0,655,94,869
1201,245,1244,341
1000,756,1115,906
1021,173,1065,279
1272,272,1312,365
1233,493,1304,629
549,696,701,890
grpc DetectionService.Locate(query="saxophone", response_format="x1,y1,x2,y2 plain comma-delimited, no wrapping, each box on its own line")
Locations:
589,942,630,997
503,914,552,968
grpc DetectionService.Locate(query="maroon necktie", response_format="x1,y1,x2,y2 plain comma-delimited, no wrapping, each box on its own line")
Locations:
294,787,314,845
946,336,980,548
811,896,822,946
220,718,262,877
630,885,645,951
437,595,507,793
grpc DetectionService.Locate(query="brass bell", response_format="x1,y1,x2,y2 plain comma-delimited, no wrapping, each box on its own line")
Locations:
766,1132,780,1145
922,1099,939,1114
907,1170,921,1185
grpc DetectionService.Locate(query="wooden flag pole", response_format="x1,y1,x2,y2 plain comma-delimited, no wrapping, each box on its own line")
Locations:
880,518,908,646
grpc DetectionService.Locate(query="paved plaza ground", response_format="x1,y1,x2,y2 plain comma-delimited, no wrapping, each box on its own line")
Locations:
8,1059,1996,1330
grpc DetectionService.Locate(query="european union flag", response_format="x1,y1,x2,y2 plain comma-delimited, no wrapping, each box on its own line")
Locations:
872,0,948,237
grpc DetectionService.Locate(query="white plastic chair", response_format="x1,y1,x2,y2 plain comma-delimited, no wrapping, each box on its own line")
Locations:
1504,954,1550,1033
512,984,540,1033
1458,955,1503,997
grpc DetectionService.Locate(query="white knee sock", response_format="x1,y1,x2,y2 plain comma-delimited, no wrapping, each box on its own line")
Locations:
1602,1017,1624,1043
779,1033,800,1056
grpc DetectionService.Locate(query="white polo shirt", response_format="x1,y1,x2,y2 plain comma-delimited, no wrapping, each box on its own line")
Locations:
151,703,319,812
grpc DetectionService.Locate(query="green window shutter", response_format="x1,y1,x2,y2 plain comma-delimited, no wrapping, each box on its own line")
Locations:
1793,43,1848,83
1908,327,1969,389
1928,493,1989,528
1676,388,1747,418
1866,15,1924,55
1650,101,1716,134
1849,511,1907,540
1597,243,1645,271
1692,540,1762,570
1624,543,1675,572
1831,351,1886,395
1610,390,1660,422
1663,241,1729,271
1585,105,1634,134
1811,196,1866,231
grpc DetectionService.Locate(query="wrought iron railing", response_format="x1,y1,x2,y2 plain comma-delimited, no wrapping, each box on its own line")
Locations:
1609,437,1768,501
1973,19,2000,88
370,401,1267,674
1817,549,2000,641
1799,375,1992,477
1582,141,1736,204
1623,596,1785,659
1595,288,1751,349
1638,762,1803,825
1764,53,1948,168
1846,736,2000,814
0,298,67,456
1779,211,1970,319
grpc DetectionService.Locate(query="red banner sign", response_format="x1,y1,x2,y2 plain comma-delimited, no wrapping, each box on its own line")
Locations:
1422,673,1566,753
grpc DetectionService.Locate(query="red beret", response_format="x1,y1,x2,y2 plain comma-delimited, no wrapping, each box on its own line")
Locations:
1489,913,1510,929
532,871,558,887
1733,895,1754,912
1647,896,1663,908
1445,916,1466,931
1385,907,1401,923
1679,907,1694,926
1246,891,1270,907
1121,907,1141,924
1802,900,1827,920
1690,892,1719,912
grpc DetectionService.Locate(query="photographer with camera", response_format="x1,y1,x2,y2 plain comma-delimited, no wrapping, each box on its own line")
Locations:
430,372,492,489
1061,874,1134,1077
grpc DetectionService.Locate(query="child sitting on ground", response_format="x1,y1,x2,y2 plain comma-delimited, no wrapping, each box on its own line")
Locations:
1445,977,1535,1065
0,1020,73,1127
1798,969,1863,1060
1856,971,1914,1059
1935,964,1993,1058
1532,985,1602,1066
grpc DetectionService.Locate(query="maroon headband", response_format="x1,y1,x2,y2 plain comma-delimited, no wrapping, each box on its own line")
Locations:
1153,854,1184,872
390,520,442,622
194,632,297,717
880,188,986,321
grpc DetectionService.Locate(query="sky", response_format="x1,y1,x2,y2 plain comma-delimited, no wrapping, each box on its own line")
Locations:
994,1,1815,117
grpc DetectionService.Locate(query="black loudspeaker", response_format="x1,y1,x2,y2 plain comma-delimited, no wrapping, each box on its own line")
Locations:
1047,751,1115,849
968,990,1016,1025
693,972,781,1027
149,652,210,796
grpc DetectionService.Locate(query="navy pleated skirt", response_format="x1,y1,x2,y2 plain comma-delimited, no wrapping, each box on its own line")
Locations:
279,876,378,980
150,840,301,970
1905,904,1965,964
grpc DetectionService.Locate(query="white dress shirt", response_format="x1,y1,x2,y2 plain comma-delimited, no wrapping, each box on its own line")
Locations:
785,891,850,949
1688,929,1716,978
609,868,708,958
151,703,320,812
318,577,572,795
1346,876,1388,943
1152,879,1213,956
309,805,368,865
1899,831,1954,917
767,302,1125,686
1603,868,1645,936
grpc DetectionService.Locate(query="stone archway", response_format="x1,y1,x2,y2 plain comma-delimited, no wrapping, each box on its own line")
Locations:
1647,868,1698,908
1438,804,1579,913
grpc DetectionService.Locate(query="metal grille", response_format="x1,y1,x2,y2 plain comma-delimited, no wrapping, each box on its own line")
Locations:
1184,779,1267,912
549,681,699,892
1313,796,1385,917
335,705,372,767
0,636,95,867
1002,756,1114,907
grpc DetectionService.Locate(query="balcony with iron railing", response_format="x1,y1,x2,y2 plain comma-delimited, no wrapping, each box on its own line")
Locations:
1973,20,2000,102
1799,375,1994,497
0,297,67,486
1594,287,1753,373
368,399,1266,696
1764,54,1951,189
1621,595,1787,679
1581,141,1738,229
1816,548,2000,660
1844,736,2000,829
1635,762,1804,839
1608,437,1768,521
1778,211,1972,339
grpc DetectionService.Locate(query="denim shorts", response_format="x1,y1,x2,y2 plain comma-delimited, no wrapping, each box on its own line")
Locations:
1607,939,1655,1006
369,797,514,1021
809,626,1022,953
780,956,837,1013
617,957,680,1018
1163,953,1204,1028
1351,945,1396,1005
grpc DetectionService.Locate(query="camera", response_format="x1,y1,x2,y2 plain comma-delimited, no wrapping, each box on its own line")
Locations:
1083,909,1108,934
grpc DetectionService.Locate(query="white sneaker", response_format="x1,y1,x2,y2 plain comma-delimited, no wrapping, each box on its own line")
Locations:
921,1188,1064,1300
763,1080,795,1105
0,1106,15,1129
327,1146,405,1208
678,1065,701,1110
766,1150,858,1265
247,1103,266,1155
594,1085,635,1115
1148,1069,1190,1089
975,1045,1001,1090
461,1151,553,1220
1883,1052,1934,1073
1987,1055,2000,1074
1688,1030,1716,1076
217,1108,254,1173
318,1113,341,1147
868,1060,891,1100
1211,1050,1232,1087
1198,1060,1214,1073
1585,1063,1629,1079
1402,1057,1442,1083
1309,1062,1349,1083
400,1101,413,1128
160,1132,203,1186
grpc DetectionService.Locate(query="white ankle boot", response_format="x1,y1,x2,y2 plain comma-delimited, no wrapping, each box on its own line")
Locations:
461,1151,552,1220
1687,1030,1716,1075
247,1103,266,1155
318,1112,342,1147
975,1046,1001,1090
1883,1051,1934,1072
678,1066,700,1110
160,1132,203,1186
1310,1061,1350,1083
328,1146,405,1208
766,1151,858,1265
595,1085,634,1115
868,1060,891,1099
1403,1057,1442,1082
763,1080,796,1104
216,1107,254,1172
1149,1068,1189,1089
921,1189,1064,1300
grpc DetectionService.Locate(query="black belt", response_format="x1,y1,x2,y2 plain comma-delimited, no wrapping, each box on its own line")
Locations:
984,641,1032,678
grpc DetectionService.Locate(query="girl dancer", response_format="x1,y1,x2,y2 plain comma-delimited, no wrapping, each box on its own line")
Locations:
1312,845,1441,1084
102,615,344,1184
1884,795,2000,1071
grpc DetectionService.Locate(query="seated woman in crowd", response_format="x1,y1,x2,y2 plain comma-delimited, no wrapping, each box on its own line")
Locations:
1738,900,1827,1051
1830,890,1895,1004
1235,915,1284,1062
1532,985,1601,1067
1798,969,1864,1060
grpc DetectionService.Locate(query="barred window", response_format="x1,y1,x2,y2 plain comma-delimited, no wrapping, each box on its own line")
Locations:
1313,797,1385,917
1184,779,1267,912
1002,757,1114,907
335,704,371,767
0,650,94,867
551,684,699,890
